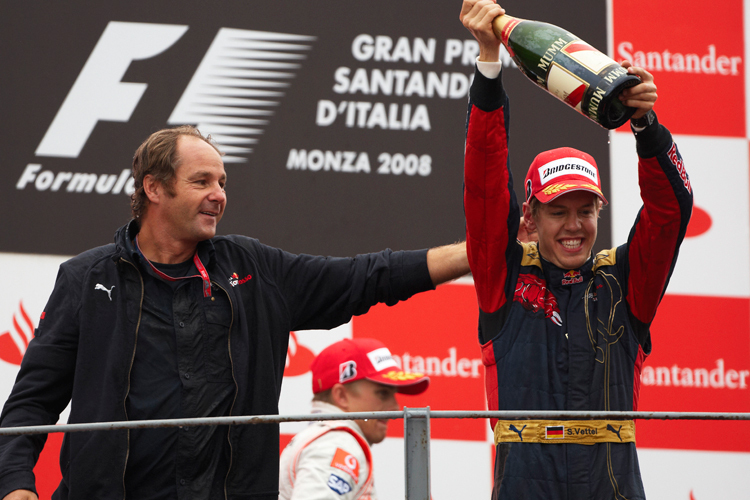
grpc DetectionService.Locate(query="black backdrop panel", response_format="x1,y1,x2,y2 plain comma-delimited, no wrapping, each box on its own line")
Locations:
0,1,610,257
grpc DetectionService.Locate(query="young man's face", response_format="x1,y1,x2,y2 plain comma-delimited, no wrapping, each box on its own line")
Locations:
523,191,600,270
344,380,399,445
157,136,227,245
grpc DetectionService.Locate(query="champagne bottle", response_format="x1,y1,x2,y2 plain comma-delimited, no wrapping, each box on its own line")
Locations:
492,14,640,129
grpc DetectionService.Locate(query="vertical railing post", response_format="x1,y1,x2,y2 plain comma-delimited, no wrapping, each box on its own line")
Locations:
403,406,431,500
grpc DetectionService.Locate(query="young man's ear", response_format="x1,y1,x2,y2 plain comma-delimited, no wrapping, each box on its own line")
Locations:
330,383,350,411
522,202,537,232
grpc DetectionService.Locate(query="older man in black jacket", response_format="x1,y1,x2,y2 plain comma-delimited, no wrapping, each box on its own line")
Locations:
0,126,468,500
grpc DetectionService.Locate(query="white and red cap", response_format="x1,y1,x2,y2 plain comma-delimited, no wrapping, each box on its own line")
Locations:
311,338,430,395
524,147,608,205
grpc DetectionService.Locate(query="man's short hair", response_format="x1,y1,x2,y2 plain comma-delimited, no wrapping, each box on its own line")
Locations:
130,125,221,219
312,389,334,404
310,381,364,405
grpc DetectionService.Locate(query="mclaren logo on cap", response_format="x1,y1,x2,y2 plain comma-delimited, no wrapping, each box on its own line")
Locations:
538,157,598,186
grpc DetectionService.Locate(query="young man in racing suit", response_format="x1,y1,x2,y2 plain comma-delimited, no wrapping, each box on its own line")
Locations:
460,1,693,499
279,338,429,500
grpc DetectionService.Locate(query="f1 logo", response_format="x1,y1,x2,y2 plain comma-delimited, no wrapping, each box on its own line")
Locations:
36,22,188,158
32,22,313,164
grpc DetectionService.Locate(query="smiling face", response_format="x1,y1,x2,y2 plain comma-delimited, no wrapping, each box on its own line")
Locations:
523,191,600,270
341,380,399,445
157,135,227,245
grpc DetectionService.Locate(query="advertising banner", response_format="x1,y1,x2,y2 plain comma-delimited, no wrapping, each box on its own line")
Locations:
0,253,70,498
611,0,750,497
0,0,611,258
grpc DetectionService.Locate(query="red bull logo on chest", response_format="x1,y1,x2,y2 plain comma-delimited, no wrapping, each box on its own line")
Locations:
562,270,583,285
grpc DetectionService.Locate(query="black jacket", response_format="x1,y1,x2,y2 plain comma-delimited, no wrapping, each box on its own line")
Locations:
0,220,434,499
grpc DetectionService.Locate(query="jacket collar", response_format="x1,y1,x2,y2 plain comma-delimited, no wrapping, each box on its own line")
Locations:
311,401,346,415
310,400,368,439
113,219,216,268
541,251,594,288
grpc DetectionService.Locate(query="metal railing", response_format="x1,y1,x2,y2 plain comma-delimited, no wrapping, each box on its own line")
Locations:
2,409,749,499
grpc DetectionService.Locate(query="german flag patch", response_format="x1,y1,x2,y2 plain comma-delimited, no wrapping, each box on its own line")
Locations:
545,425,564,439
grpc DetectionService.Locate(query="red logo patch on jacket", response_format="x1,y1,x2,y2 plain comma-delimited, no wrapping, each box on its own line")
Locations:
228,272,252,287
514,274,562,326
667,142,691,194
562,270,583,285
331,447,360,482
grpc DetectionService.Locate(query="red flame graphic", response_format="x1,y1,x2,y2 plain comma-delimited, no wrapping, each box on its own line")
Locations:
284,331,316,377
0,301,35,365
690,490,696,500
685,205,712,238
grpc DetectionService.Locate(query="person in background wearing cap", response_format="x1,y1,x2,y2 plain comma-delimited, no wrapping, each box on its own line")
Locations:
279,338,428,500
460,1,693,499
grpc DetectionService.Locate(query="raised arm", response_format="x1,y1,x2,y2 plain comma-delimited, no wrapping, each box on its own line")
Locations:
462,0,520,315
619,65,693,330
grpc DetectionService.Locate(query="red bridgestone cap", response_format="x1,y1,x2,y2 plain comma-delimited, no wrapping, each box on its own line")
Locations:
524,147,608,205
311,338,430,395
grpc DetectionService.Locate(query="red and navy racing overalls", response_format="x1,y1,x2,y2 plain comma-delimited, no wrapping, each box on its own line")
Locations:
464,68,693,500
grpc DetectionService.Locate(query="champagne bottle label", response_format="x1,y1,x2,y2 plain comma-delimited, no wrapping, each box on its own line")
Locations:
492,15,640,128
564,41,615,74
547,64,587,111
547,41,623,112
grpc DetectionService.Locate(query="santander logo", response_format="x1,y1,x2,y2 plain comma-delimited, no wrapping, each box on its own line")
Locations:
0,302,34,366
282,334,484,380
617,41,742,76
284,331,316,377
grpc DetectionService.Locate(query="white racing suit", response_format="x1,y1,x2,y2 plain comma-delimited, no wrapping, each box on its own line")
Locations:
279,402,376,500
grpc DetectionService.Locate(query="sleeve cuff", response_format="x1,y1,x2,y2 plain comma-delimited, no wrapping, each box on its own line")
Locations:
390,249,434,301
476,57,502,80
633,113,673,158
469,65,506,112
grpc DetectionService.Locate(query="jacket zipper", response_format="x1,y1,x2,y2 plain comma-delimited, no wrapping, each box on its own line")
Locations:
120,258,145,500
212,280,237,500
